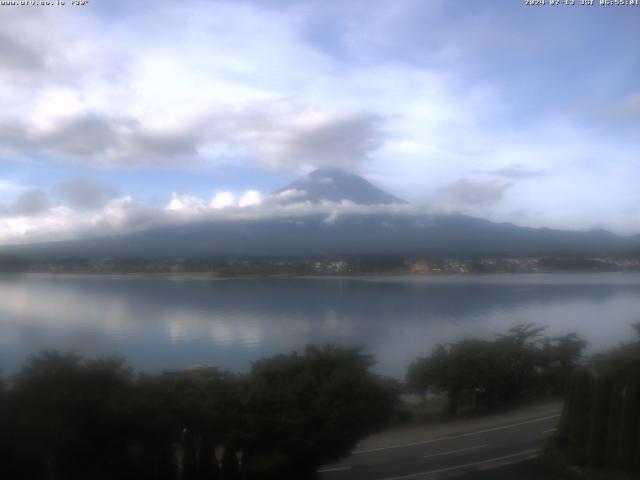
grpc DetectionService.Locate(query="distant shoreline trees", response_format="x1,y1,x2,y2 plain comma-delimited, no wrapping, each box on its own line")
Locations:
2,253,640,275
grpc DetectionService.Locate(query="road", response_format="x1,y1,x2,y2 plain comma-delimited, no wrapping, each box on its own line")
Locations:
318,402,563,480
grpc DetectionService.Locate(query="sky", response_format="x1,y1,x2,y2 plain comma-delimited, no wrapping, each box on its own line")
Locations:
0,0,639,244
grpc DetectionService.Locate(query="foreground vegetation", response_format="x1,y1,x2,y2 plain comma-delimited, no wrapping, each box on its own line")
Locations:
407,324,587,416
545,324,640,477
5,323,637,479
0,347,396,479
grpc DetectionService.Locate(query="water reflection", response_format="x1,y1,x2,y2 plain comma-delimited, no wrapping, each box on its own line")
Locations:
1,273,640,377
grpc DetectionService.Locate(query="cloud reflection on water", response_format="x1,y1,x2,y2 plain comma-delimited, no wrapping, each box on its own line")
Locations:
1,274,640,376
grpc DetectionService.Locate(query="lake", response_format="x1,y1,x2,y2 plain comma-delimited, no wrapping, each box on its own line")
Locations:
1,273,640,378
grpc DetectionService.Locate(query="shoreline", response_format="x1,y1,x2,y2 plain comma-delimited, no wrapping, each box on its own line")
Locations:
2,269,640,278
2,271,640,286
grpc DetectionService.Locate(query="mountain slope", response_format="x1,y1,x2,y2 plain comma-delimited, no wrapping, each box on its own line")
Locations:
4,213,636,259
1,169,637,259
273,168,406,205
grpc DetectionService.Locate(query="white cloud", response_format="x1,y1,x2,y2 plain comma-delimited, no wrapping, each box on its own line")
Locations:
0,1,638,235
166,194,207,214
55,176,118,210
323,209,340,225
254,111,383,170
0,190,417,246
210,192,235,209
239,190,263,207
274,189,307,201
436,179,513,210
11,189,50,216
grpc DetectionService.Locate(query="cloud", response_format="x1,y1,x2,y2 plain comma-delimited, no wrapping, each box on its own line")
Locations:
238,190,263,207
489,165,545,179
436,179,512,210
0,190,419,246
273,189,307,201
166,194,207,214
0,105,383,171
11,189,50,216
0,179,27,199
165,189,263,215
0,177,119,219
0,31,47,77
258,111,383,170
0,8,126,93
323,209,340,224
0,4,390,173
210,192,235,209
198,108,385,172
0,10,69,85
0,1,638,236
30,112,197,168
55,177,118,211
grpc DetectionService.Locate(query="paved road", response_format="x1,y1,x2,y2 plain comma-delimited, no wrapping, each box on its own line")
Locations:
451,459,566,479
318,403,562,480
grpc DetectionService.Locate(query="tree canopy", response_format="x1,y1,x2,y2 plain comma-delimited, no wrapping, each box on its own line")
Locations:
0,347,396,480
407,325,587,415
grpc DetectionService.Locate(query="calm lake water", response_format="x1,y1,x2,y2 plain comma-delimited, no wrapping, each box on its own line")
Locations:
1,273,640,377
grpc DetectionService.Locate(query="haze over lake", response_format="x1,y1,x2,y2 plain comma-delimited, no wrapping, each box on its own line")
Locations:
1,273,639,377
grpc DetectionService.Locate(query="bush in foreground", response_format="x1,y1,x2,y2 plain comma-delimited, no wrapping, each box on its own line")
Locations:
0,346,396,480
544,323,640,476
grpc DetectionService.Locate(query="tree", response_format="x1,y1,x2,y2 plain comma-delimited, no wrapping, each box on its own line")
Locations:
541,333,588,394
1,347,397,479
407,325,587,415
494,324,546,400
407,344,448,398
408,340,507,414
6,352,134,480
242,346,397,479
550,325,640,473
591,322,640,380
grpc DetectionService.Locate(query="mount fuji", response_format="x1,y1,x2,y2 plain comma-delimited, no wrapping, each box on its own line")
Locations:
1,168,637,259
273,168,406,205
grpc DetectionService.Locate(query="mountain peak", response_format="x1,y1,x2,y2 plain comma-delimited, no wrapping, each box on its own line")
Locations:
273,168,406,205
307,167,352,178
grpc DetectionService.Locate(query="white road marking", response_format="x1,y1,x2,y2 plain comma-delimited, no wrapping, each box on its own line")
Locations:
354,413,560,455
542,428,557,434
317,466,352,473
380,448,540,480
423,443,488,459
